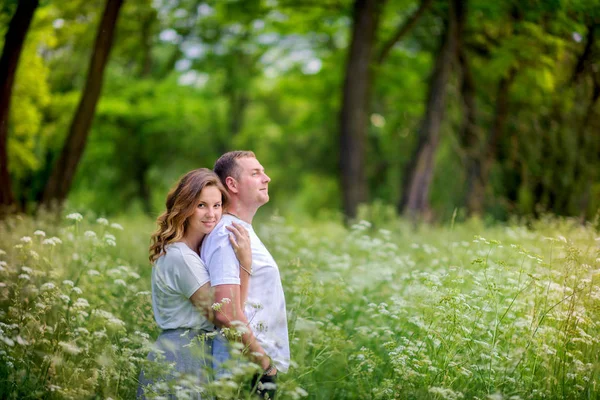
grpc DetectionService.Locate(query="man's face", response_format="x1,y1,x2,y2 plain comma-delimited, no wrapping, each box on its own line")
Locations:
234,157,271,208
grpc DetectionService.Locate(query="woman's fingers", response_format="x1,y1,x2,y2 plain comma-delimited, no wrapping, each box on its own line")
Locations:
227,223,250,244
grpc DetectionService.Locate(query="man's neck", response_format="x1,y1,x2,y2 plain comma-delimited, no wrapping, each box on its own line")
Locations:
226,201,256,224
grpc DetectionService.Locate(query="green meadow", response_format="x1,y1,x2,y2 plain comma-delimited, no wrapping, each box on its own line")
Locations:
0,212,598,399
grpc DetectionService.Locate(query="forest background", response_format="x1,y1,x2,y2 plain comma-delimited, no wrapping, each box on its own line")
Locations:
1,0,599,223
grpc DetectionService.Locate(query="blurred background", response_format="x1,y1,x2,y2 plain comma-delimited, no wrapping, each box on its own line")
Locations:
1,0,599,223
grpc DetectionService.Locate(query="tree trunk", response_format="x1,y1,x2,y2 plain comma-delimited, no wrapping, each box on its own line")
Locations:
0,0,39,214
339,0,385,220
400,0,458,219
41,0,124,208
465,69,516,215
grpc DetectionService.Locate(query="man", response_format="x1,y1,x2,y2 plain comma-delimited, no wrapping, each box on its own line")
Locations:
201,150,289,397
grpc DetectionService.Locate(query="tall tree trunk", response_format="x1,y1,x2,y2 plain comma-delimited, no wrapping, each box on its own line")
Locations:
400,0,458,219
339,0,385,220
465,69,516,215
41,0,124,208
0,0,39,214
454,0,483,216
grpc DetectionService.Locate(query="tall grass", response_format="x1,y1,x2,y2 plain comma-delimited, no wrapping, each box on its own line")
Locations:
0,212,598,399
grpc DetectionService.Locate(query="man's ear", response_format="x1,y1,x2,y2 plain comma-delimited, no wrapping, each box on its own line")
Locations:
225,176,238,193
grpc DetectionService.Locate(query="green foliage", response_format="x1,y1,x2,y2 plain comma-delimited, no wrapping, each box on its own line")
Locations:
3,0,600,219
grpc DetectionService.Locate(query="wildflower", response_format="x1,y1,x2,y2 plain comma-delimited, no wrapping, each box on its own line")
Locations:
84,231,97,239
72,286,83,295
96,218,109,225
59,294,70,303
110,223,124,230
87,269,100,276
43,237,62,246
66,213,83,222
34,230,46,237
29,250,39,260
75,327,90,335
104,233,116,241
58,341,82,355
40,282,56,291
0,249,5,255
221,297,232,304
14,244,23,250
73,298,89,308
93,331,107,340
62,280,74,287
18,274,30,281
105,238,116,247
211,303,222,311
20,236,32,244
114,279,127,287
21,266,33,274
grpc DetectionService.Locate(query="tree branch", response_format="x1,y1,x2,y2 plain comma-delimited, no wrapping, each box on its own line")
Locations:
376,0,434,64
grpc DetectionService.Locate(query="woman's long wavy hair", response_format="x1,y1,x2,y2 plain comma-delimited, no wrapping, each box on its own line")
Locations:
149,168,228,264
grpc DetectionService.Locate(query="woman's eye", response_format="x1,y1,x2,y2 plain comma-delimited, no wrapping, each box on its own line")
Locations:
215,204,221,208
198,204,205,208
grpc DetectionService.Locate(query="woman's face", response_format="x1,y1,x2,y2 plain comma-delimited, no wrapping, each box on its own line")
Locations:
188,185,223,236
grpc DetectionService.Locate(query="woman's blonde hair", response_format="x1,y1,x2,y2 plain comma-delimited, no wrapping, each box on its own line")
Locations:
149,168,228,263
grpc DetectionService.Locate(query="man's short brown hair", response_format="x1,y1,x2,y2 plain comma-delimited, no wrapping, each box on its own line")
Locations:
214,150,256,185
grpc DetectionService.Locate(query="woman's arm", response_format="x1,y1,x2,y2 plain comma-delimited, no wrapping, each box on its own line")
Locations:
226,222,251,308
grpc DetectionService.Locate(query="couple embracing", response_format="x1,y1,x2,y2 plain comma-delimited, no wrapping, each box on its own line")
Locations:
139,151,289,399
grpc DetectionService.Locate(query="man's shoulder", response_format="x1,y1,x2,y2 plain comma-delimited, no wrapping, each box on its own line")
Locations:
201,218,232,253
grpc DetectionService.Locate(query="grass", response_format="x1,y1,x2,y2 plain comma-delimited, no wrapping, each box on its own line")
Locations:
0,210,598,399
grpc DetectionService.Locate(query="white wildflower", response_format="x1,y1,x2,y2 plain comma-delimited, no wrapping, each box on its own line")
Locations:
58,341,82,355
34,230,46,237
221,297,232,304
21,266,33,274
0,249,5,255
110,223,124,230
59,294,70,303
84,231,97,239
104,233,116,241
20,236,32,244
18,274,30,281
96,218,109,225
72,286,83,295
40,282,56,291
114,279,127,287
73,298,89,308
62,280,74,287
105,239,116,247
29,250,39,260
66,213,83,222
87,269,100,276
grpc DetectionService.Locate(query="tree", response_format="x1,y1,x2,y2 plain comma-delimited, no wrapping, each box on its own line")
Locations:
0,0,39,214
339,0,385,220
400,0,458,219
41,0,125,208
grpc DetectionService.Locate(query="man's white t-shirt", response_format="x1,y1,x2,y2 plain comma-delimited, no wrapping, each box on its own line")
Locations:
201,214,290,372
151,242,215,332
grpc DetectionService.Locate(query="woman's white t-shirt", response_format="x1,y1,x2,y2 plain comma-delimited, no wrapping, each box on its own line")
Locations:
151,242,215,331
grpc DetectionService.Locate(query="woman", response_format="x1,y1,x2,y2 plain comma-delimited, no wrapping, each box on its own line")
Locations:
138,168,251,399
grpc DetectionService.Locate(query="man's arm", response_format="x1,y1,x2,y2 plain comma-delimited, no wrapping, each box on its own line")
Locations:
213,284,276,374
